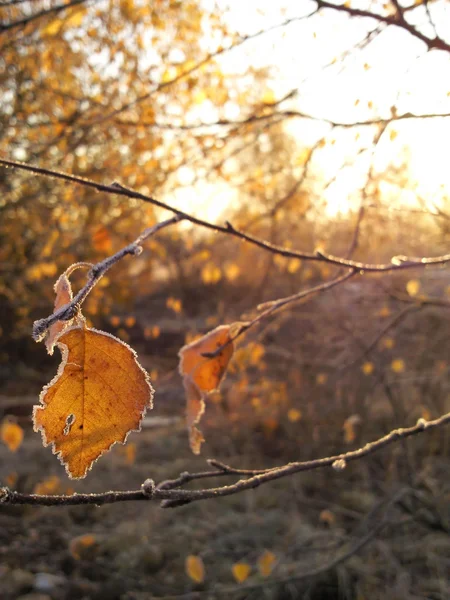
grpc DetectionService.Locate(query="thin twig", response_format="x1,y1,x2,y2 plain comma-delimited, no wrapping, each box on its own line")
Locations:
32,215,182,341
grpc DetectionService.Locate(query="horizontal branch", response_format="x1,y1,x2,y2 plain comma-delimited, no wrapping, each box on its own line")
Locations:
1,412,448,508
1,159,450,274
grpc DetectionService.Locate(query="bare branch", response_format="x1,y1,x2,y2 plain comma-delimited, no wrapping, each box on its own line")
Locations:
1,159,450,275
1,412,448,507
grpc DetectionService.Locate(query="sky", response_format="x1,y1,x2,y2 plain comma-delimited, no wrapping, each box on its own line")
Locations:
170,0,450,219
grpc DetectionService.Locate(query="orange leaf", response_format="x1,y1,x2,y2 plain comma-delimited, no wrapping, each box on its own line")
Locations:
92,225,112,253
45,273,73,355
342,414,362,444
287,408,302,423
361,361,374,375
232,562,251,583
391,358,405,373
406,279,420,297
179,325,235,454
319,508,336,526
185,555,205,583
179,325,234,393
69,534,100,560
257,550,276,577
0,419,24,452
34,475,62,495
33,326,154,479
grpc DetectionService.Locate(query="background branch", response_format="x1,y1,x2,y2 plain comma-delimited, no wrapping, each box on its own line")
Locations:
1,159,449,273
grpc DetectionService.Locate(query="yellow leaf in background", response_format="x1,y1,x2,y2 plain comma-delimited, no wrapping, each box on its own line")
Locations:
406,279,420,297
43,19,62,36
69,534,99,560
262,89,275,104
420,406,431,421
110,316,121,327
316,373,327,385
65,7,86,28
362,361,374,375
34,475,62,495
224,262,240,281
343,414,361,444
125,316,136,328
92,226,112,254
389,129,398,141
166,296,183,313
391,358,405,373
0,420,24,453
382,337,395,349
287,408,302,423
251,397,261,409
185,555,205,584
232,562,251,583
33,327,154,478
378,306,391,317
201,263,222,285
5,472,18,487
124,442,136,465
193,90,207,104
319,509,336,526
287,259,300,274
117,327,130,342
257,551,276,577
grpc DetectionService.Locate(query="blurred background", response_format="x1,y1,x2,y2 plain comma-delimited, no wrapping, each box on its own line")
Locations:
1,1,450,598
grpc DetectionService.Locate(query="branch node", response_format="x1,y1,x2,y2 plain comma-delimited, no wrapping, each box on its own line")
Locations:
332,459,347,471
207,459,230,472
32,319,48,342
0,487,10,504
416,418,427,430
141,478,156,497
133,245,143,256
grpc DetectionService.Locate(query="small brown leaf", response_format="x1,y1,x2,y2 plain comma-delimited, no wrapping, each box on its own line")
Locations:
179,325,235,453
179,325,234,392
46,273,73,355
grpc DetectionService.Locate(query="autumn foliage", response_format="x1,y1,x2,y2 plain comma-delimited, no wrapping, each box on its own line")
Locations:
1,1,450,597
